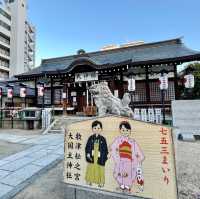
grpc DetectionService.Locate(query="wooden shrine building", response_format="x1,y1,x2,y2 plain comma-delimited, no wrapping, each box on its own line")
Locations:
15,38,200,115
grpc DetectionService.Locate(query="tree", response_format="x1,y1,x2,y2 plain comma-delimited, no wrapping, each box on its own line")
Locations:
179,62,200,99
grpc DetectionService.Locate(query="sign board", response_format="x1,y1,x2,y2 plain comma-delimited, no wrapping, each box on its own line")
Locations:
42,108,52,129
20,88,26,98
75,72,98,82
7,88,13,98
159,74,168,90
128,78,136,92
184,74,194,88
64,116,177,199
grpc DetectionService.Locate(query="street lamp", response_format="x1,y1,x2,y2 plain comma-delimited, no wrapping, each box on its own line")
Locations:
159,69,168,124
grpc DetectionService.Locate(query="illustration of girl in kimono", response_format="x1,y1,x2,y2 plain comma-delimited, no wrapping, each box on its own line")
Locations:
110,121,145,192
85,120,108,187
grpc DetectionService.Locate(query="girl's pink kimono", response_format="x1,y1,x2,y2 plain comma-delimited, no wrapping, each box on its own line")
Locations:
110,135,145,188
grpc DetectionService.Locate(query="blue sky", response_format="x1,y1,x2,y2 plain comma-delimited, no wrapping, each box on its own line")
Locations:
28,0,200,66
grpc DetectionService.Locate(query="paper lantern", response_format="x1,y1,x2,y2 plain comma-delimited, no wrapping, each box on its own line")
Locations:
159,74,168,90
184,74,194,88
0,88,2,99
38,86,44,97
20,87,26,98
7,88,13,98
128,78,136,92
62,92,67,99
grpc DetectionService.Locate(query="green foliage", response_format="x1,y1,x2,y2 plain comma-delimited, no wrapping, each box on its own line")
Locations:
180,62,200,99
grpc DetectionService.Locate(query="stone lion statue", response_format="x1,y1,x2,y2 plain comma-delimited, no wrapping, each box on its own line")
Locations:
89,82,134,117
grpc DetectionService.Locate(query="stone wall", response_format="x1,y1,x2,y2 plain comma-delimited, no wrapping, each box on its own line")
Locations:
172,100,200,132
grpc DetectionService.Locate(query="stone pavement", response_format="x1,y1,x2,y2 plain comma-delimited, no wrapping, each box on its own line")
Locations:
0,133,64,199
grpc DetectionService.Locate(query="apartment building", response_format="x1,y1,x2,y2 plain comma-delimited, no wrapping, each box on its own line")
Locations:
0,0,35,80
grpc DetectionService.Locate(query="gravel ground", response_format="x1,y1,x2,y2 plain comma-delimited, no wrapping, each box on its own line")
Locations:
0,141,30,159
176,141,200,199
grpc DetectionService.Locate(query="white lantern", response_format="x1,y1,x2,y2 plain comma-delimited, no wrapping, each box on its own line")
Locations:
128,77,136,92
20,88,26,98
184,74,194,88
62,92,67,99
159,74,168,90
7,88,13,98
38,86,44,97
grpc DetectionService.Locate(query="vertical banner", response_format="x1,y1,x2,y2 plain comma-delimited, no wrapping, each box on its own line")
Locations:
133,108,140,120
141,108,147,122
64,116,178,199
155,108,162,124
148,108,155,123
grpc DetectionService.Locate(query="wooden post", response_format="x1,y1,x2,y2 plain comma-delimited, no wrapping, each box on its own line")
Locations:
173,64,179,100
145,66,150,102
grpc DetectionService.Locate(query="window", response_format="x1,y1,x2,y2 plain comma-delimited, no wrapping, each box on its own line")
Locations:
0,20,11,31
0,58,9,68
0,8,11,20
0,47,10,56
0,34,10,45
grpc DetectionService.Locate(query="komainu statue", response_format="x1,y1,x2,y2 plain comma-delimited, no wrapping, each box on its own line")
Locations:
89,82,134,117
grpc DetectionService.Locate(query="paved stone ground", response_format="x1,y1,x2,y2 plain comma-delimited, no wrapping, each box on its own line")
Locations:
0,132,64,199
0,141,30,160
0,116,88,199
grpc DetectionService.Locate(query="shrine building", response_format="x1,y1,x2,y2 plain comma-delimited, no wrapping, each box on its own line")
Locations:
14,38,200,115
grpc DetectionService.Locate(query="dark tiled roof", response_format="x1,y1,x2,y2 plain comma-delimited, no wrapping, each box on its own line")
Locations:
16,38,200,77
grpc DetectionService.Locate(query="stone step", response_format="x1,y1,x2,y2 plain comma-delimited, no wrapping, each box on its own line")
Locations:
48,129,63,134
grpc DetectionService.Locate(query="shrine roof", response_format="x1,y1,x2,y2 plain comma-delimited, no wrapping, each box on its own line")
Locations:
16,38,200,78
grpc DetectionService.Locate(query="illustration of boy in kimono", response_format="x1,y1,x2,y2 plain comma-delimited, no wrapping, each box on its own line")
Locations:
110,121,145,192
85,120,108,187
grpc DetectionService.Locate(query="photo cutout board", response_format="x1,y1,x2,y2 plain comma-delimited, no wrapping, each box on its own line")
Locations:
64,116,178,199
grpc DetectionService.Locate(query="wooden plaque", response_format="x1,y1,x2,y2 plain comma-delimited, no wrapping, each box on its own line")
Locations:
64,116,178,199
